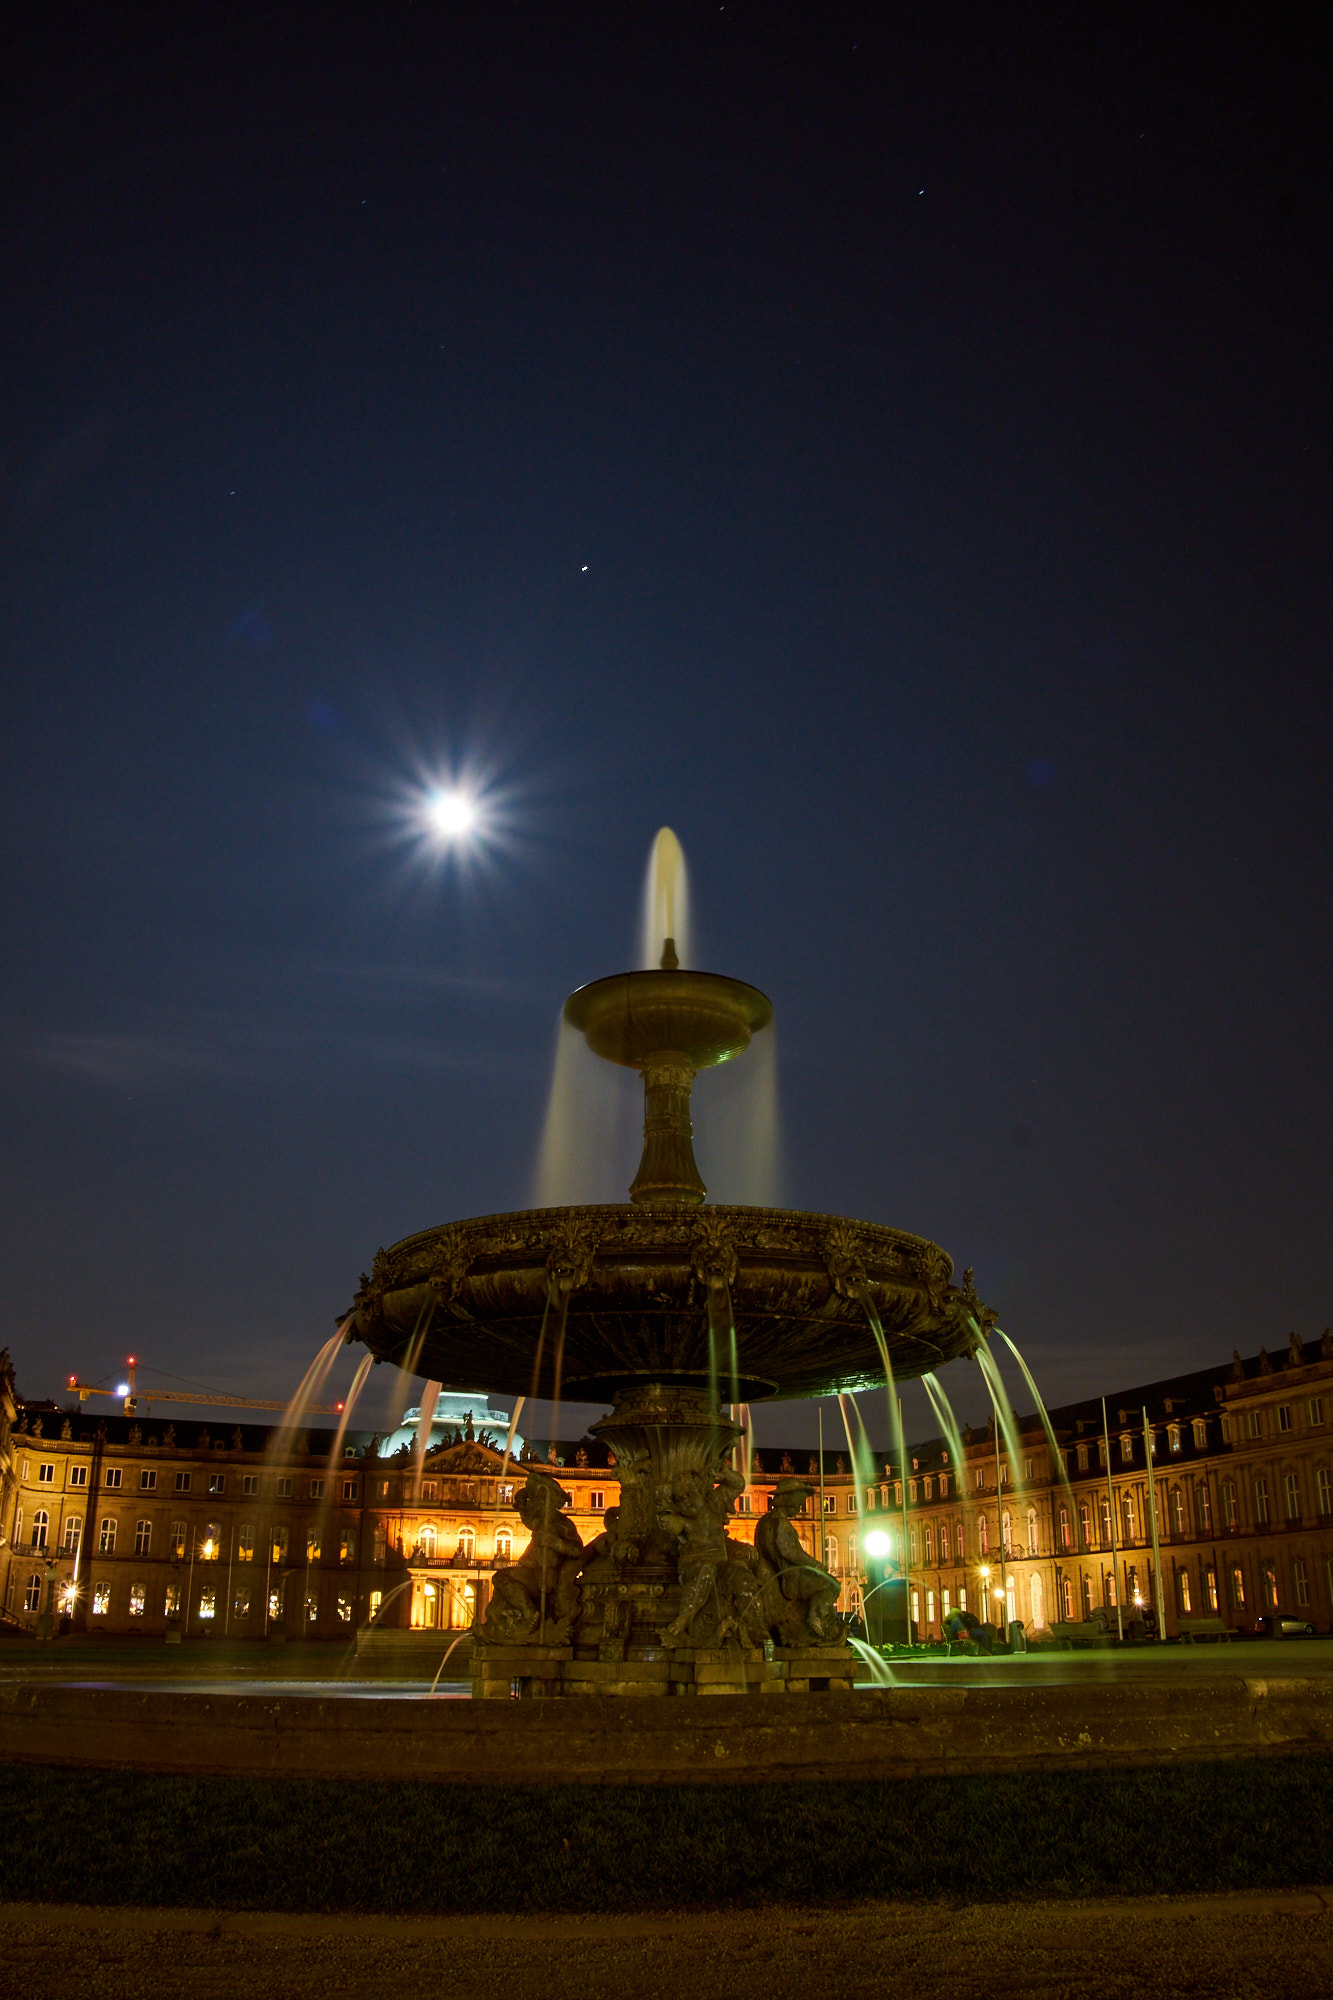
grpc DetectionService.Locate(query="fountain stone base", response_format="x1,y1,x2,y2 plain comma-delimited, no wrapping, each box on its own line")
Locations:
472,1642,857,1698
474,1377,856,1697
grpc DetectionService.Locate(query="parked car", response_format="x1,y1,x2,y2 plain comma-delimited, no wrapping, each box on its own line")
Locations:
1255,1614,1318,1637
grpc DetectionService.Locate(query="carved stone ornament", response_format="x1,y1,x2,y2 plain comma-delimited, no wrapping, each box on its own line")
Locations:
691,1212,738,1289
545,1215,599,1298
1289,1331,1304,1367
824,1220,868,1298
345,1202,978,1403
427,1225,473,1305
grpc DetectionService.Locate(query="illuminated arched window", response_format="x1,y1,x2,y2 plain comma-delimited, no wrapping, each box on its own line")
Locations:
24,1572,42,1613
418,1524,437,1557
1027,1507,1039,1553
31,1510,49,1550
97,1516,116,1554
824,1533,838,1570
457,1526,475,1560
495,1529,513,1561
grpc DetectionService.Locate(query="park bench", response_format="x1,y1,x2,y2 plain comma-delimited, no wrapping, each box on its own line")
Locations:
1040,1616,1128,1648
1176,1615,1233,1642
1050,1620,1115,1650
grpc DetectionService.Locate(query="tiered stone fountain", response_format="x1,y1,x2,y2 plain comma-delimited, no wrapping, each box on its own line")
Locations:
346,934,988,1696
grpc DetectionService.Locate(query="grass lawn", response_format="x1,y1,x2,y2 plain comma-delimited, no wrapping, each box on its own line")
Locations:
4,1757,1331,1912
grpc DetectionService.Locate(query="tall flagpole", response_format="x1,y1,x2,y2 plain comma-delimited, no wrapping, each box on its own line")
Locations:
1102,1396,1124,1641
899,1397,911,1645
817,1402,827,1567
1143,1406,1168,1637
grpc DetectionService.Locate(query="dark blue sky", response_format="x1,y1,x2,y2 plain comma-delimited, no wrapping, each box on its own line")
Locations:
3,3,1330,1445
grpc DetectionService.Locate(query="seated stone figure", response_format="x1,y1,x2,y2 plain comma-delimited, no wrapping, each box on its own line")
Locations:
754,1476,842,1645
480,1470,585,1646
659,1465,769,1649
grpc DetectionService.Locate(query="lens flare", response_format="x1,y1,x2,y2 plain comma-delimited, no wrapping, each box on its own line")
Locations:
425,789,478,840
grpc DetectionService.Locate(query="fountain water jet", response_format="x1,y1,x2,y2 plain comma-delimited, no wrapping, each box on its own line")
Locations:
995,1325,1081,1525
640,825,691,969
412,1382,441,1501
921,1371,970,1487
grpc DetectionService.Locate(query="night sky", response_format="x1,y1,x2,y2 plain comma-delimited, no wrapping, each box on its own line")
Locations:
3,4,1330,1448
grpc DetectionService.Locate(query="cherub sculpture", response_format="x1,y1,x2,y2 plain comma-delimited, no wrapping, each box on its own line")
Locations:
659,1464,767,1648
754,1476,842,1644
480,1470,585,1646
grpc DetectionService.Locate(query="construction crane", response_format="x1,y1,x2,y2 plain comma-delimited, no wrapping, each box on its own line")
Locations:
66,1357,346,1418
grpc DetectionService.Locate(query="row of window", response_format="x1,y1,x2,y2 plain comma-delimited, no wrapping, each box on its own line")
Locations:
413,1525,512,1558
24,1460,1332,1563
15,1571,375,1625
12,1512,525,1566
1066,1401,1328,1474
1053,1546,1329,1621
22,1463,365,1500
1050,1469,1333,1552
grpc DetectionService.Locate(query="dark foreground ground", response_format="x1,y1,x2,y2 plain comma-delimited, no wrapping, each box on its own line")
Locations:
5,1758,1333,1910
4,1891,1332,2000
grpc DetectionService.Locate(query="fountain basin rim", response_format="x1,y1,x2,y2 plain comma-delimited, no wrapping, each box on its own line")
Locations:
347,1202,985,1404
563,966,773,1070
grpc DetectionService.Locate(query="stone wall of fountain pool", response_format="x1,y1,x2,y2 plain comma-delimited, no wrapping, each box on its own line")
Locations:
4,1657,1333,1783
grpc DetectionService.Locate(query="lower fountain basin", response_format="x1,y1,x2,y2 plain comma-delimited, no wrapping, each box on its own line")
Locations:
346,1203,983,1402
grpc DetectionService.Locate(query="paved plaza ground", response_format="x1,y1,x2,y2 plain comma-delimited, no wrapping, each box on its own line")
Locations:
3,1891,1332,2000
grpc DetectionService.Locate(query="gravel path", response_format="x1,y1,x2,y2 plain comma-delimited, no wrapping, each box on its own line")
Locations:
3,1891,1332,1999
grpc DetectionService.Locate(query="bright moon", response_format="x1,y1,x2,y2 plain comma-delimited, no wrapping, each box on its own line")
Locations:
426,790,478,839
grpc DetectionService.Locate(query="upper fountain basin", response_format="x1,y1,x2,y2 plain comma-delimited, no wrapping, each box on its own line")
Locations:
563,967,773,1071
345,1203,984,1404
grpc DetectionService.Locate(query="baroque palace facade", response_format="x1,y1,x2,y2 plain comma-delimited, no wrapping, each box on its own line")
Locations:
3,1337,1332,1643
